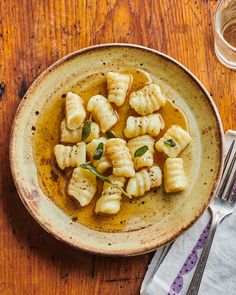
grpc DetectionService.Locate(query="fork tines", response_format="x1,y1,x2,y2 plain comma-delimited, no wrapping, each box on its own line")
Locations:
216,140,236,200
227,169,236,202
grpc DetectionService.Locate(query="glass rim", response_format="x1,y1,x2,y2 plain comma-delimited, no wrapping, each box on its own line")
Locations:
215,0,236,52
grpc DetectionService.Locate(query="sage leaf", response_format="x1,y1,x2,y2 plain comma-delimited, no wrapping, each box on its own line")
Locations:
80,163,109,183
111,183,132,199
164,139,176,147
134,145,149,157
93,142,104,160
81,121,91,141
80,163,132,199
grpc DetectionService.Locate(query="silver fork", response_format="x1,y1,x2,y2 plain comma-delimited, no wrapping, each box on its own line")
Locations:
186,140,236,295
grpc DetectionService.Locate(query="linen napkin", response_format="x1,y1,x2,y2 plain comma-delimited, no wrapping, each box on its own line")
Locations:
141,130,236,295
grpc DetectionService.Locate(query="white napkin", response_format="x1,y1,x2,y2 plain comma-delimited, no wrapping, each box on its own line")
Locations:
141,130,236,295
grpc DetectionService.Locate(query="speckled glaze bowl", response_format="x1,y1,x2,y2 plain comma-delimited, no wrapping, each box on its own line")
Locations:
10,44,224,256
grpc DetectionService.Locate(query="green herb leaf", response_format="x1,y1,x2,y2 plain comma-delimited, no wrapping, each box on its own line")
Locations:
80,163,110,183
93,142,104,160
134,145,149,157
105,130,116,138
111,183,132,199
164,139,177,147
80,163,132,199
81,121,91,141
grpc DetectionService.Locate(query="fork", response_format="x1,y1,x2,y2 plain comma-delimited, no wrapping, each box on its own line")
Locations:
186,140,236,295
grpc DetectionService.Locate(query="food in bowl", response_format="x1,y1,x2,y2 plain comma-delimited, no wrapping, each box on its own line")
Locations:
33,68,192,221
11,45,223,255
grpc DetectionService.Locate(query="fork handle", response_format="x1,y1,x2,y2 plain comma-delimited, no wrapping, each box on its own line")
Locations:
186,212,222,295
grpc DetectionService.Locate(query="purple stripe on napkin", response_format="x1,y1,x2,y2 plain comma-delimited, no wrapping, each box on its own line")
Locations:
168,220,211,295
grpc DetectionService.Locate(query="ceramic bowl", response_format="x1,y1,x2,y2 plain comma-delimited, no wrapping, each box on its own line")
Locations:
10,44,224,256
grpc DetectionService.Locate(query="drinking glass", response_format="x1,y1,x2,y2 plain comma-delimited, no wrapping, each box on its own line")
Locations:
215,0,236,69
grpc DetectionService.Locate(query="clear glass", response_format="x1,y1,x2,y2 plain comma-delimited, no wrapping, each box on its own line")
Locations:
215,0,236,70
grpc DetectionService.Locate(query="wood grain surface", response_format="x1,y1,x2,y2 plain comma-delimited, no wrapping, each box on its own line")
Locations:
0,0,235,294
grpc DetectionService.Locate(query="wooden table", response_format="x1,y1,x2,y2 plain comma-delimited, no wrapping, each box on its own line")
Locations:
0,1,235,294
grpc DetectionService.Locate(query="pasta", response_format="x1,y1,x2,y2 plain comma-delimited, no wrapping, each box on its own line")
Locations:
95,176,126,214
155,125,191,158
54,142,86,170
60,119,99,143
129,83,166,115
105,138,135,177
124,113,164,138
86,137,112,173
107,72,133,106
84,121,100,143
86,95,118,132
164,158,187,193
127,135,154,170
66,92,86,130
68,167,97,206
126,166,162,197
60,119,82,143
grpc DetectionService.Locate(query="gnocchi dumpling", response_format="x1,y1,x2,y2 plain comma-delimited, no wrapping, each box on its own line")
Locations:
68,167,97,206
155,125,191,158
86,137,112,173
129,83,166,115
164,158,187,193
127,135,154,170
124,113,164,138
60,119,82,143
66,92,86,130
95,176,126,214
83,121,100,143
126,166,162,197
86,95,118,133
107,72,133,106
60,120,99,143
105,138,135,177
54,142,86,170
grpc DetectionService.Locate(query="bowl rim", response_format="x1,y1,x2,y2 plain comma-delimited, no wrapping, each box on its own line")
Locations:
9,43,224,256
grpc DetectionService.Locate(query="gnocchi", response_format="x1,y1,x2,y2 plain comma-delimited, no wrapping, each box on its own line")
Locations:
124,113,164,138
66,92,86,130
155,125,191,158
105,138,135,177
126,166,162,197
68,167,97,206
129,83,166,115
60,119,82,143
127,135,154,170
164,158,187,193
60,119,99,143
87,95,118,132
95,176,126,214
83,121,100,143
107,72,133,106
86,137,112,173
54,142,86,170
